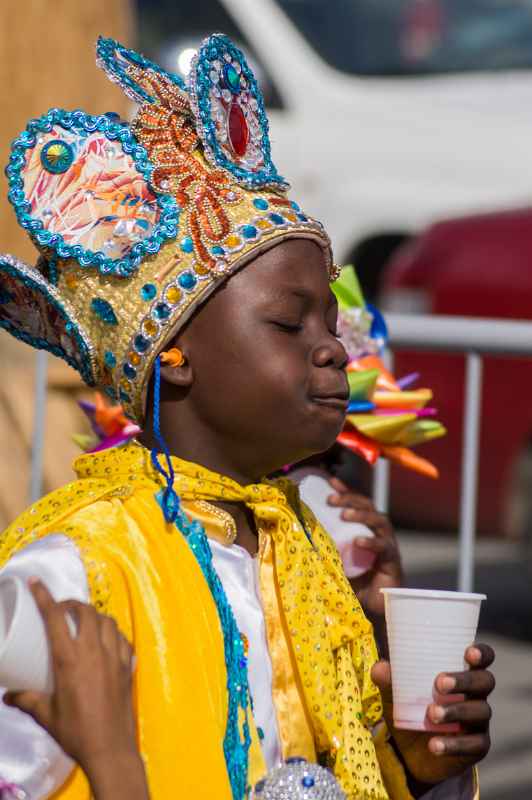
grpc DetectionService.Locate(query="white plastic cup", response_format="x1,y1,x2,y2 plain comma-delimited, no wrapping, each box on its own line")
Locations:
381,587,486,732
0,575,54,694
294,471,376,578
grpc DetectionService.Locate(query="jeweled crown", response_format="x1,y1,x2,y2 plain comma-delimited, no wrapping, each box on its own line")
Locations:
0,35,334,423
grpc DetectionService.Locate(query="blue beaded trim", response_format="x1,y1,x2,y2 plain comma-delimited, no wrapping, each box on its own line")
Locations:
0,255,96,385
96,36,186,105
189,34,288,191
155,490,251,799
6,108,180,278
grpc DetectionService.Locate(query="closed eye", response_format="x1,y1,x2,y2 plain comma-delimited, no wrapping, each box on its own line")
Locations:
272,321,303,333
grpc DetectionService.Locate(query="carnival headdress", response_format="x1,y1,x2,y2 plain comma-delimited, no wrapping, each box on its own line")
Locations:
0,35,335,424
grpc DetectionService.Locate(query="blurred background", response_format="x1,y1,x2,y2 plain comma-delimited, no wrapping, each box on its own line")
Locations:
1,0,531,796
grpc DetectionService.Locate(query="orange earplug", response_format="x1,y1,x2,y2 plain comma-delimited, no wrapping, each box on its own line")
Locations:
160,347,185,367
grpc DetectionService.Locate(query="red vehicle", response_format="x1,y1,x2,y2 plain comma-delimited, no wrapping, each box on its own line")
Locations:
380,208,532,539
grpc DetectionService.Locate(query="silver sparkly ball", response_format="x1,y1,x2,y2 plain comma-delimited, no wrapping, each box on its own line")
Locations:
251,758,346,800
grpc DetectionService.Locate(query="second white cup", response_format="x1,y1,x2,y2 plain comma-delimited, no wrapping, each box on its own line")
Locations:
381,587,486,732
0,575,54,694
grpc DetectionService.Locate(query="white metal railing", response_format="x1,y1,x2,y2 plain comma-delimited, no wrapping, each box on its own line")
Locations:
29,314,532,593
373,313,532,593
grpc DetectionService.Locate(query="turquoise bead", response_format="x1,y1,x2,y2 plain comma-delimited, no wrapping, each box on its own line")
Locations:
253,198,269,211
104,351,116,368
178,271,197,291
180,236,194,253
134,334,150,353
242,225,258,239
154,303,171,320
269,213,284,226
140,283,157,301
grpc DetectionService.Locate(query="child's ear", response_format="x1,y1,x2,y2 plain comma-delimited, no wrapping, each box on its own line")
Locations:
159,356,193,389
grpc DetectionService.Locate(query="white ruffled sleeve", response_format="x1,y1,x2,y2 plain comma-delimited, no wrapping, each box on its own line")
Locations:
0,534,89,799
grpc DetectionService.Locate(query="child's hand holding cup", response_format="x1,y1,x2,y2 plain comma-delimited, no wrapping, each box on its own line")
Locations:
380,587,487,733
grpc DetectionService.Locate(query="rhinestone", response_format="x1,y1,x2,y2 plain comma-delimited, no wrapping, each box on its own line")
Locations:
241,224,258,240
253,198,269,211
223,63,240,94
178,271,197,291
140,283,157,301
224,52,232,62
129,352,141,366
209,69,219,83
166,286,182,304
222,88,232,103
154,303,171,320
143,319,158,337
134,334,150,353
123,363,136,379
104,351,116,369
228,102,249,157
269,213,285,226
180,236,194,253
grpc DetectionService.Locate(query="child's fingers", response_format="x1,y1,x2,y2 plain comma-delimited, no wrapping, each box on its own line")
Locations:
465,644,495,669
428,699,491,728
29,580,76,661
329,491,374,512
3,690,52,731
327,476,350,495
427,732,490,758
353,536,386,553
370,659,392,689
435,669,496,698
119,634,134,669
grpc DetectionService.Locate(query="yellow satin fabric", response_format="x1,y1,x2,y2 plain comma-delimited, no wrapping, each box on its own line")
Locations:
0,443,415,799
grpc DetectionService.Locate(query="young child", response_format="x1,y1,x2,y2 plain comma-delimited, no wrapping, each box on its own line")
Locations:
0,36,494,799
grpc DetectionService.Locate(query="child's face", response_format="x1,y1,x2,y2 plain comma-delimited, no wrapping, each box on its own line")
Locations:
176,238,349,476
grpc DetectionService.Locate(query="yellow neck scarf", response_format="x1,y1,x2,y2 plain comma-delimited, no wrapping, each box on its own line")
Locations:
146,447,389,799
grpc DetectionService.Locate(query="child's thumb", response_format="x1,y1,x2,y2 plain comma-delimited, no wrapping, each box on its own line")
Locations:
4,690,52,729
371,660,392,690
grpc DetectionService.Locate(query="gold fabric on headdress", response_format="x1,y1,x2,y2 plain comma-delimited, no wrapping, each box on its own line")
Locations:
0,35,336,424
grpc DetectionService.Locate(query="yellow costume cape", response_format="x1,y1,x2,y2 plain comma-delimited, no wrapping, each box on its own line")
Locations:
0,443,414,799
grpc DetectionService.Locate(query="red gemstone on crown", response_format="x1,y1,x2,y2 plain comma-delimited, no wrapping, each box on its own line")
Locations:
228,101,249,158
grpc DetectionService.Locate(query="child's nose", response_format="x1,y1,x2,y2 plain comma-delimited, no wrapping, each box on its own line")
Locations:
312,338,348,370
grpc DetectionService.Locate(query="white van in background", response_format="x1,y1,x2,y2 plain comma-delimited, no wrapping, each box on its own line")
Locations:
136,0,532,297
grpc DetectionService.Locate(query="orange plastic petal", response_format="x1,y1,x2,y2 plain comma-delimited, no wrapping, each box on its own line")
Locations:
380,444,439,479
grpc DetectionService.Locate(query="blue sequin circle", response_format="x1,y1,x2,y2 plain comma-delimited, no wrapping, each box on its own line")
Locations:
40,139,74,174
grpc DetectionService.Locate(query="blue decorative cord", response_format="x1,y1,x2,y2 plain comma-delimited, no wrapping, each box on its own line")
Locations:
150,356,180,523
153,491,252,799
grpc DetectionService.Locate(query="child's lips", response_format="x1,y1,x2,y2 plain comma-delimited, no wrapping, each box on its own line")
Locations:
310,394,349,412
